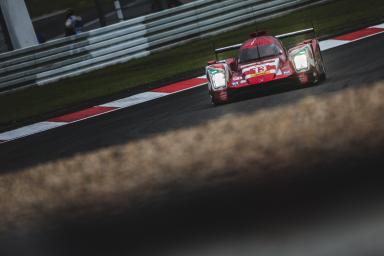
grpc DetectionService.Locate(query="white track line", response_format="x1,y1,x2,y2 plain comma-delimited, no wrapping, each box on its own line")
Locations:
101,92,168,108
0,122,66,141
319,39,350,51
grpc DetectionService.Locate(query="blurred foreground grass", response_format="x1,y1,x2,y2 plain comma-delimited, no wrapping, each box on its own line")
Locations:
1,0,383,131
1,79,384,233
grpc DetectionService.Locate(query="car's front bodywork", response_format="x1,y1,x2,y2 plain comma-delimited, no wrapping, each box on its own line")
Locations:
206,29,326,105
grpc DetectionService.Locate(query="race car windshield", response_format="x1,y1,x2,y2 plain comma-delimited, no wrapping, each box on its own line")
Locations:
239,44,281,63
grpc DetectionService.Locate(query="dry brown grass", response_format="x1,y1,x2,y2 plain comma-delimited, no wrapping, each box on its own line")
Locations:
1,81,384,233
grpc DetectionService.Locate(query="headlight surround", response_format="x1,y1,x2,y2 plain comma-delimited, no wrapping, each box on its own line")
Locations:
212,72,226,89
293,50,309,71
208,68,227,90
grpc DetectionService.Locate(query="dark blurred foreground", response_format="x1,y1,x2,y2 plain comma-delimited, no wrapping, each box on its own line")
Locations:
1,149,384,256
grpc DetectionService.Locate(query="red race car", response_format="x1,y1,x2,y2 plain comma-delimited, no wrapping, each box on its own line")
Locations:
206,28,326,105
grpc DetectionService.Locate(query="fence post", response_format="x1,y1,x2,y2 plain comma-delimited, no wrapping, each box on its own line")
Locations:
0,0,38,49
114,0,124,21
0,5,12,51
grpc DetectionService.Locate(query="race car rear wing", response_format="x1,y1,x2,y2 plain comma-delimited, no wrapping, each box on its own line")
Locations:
215,44,243,54
275,28,315,39
214,28,315,55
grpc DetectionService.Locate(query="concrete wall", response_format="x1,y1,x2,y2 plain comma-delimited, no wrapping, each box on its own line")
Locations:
0,0,37,49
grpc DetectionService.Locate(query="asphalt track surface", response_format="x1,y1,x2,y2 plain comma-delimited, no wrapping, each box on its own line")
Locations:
0,34,384,255
1,33,383,173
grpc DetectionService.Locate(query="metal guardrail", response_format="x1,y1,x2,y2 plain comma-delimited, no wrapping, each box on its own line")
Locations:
0,0,322,92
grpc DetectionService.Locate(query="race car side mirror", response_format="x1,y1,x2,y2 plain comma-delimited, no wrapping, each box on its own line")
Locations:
207,60,216,65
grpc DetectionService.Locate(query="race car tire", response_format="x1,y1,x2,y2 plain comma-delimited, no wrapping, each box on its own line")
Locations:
210,94,219,106
210,92,229,106
319,71,327,82
319,66,327,82
312,65,326,85
312,71,320,85
210,95,224,106
318,52,327,82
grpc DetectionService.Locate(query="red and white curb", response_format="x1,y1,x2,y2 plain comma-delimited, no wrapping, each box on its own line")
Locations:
0,23,383,145
0,78,207,143
319,24,384,50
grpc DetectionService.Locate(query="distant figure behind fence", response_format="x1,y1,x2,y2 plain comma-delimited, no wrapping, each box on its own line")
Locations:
65,9,83,36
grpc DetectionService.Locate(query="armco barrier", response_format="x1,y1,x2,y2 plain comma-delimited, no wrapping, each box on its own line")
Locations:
0,0,323,92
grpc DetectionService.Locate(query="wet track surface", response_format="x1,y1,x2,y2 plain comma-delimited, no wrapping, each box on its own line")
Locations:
0,34,384,255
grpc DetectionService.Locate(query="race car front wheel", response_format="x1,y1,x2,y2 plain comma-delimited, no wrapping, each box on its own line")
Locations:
210,91,229,106
318,51,327,82
210,94,222,106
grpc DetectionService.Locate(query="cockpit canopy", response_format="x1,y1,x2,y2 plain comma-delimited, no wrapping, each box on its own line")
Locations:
239,36,283,63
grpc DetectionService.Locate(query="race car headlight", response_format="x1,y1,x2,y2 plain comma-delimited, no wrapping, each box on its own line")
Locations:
211,72,227,90
293,50,309,71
